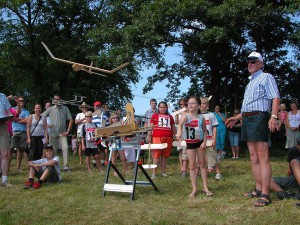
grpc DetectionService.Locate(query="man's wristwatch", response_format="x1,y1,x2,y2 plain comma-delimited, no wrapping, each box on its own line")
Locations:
271,115,278,119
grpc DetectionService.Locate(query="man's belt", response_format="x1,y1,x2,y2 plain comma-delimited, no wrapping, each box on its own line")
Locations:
242,111,268,117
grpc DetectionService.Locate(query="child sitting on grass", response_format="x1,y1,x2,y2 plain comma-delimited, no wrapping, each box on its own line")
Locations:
23,144,61,189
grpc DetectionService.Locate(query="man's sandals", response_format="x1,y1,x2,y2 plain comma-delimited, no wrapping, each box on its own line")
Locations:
254,194,272,207
244,188,261,198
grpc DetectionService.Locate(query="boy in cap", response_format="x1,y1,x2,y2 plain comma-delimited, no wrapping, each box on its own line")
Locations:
23,144,61,189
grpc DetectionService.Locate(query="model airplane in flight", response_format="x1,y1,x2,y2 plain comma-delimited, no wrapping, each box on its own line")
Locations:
41,42,129,76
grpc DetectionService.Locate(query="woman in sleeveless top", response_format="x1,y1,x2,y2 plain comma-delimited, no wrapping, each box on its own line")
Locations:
175,98,188,177
177,97,211,197
26,104,48,160
285,102,300,148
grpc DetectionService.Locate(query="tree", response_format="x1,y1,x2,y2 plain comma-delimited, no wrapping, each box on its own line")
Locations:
0,0,138,113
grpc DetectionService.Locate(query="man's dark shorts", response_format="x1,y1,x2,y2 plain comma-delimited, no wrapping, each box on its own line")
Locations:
273,175,300,192
241,113,269,142
35,166,59,183
84,148,99,157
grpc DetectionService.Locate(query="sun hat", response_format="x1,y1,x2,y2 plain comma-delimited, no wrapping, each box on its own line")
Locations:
79,102,91,110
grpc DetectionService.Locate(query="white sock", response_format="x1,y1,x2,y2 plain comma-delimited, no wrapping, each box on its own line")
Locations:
2,176,8,183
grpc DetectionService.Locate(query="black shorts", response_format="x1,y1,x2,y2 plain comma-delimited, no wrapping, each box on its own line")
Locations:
241,112,269,142
186,140,203,149
34,166,59,183
97,142,106,151
84,148,99,157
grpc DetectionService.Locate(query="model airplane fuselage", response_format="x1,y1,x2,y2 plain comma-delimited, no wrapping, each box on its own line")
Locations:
41,42,129,76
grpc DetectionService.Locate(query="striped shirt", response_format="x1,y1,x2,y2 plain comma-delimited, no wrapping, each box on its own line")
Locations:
0,93,11,118
241,70,279,113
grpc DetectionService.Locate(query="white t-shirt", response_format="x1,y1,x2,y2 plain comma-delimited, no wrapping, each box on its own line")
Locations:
32,156,61,180
75,112,86,134
81,123,97,149
202,112,219,147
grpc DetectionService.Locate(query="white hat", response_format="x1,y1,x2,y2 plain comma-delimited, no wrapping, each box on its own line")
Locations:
247,52,263,62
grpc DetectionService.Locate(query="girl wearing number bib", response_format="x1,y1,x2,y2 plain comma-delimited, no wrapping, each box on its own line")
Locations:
177,97,211,198
150,101,176,178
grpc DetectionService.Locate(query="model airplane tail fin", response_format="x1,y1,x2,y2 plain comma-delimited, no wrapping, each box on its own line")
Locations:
41,42,55,58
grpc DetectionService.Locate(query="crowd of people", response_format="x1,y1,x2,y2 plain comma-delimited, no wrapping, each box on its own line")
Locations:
0,51,300,208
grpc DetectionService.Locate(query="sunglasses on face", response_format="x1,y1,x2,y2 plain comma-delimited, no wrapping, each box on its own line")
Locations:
19,100,25,102
111,117,119,120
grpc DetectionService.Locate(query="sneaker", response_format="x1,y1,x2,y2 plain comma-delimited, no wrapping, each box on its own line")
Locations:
23,181,33,189
151,174,156,179
277,190,296,200
161,173,168,177
32,182,41,189
235,157,239,159
1,180,14,188
63,166,72,172
221,151,226,159
232,157,236,159
182,172,187,177
215,174,223,180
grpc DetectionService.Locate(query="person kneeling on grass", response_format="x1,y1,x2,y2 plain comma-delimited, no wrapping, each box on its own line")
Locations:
269,137,300,202
23,144,61,189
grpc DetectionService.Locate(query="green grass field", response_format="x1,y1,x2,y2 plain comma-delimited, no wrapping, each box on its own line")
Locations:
1,146,300,225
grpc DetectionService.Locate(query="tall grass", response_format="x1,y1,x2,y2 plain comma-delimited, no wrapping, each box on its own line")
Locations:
0,146,299,225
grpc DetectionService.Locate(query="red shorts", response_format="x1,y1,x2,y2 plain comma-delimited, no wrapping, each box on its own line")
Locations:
152,136,173,159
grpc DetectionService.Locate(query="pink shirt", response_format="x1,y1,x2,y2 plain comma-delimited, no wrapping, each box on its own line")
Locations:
7,108,19,135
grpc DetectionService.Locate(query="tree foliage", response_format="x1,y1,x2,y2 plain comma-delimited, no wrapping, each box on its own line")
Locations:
0,0,299,114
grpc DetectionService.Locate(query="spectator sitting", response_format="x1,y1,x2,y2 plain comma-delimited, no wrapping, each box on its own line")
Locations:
270,137,300,199
23,145,61,189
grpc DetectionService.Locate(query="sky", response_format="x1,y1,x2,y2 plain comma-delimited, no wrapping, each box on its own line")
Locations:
130,46,190,116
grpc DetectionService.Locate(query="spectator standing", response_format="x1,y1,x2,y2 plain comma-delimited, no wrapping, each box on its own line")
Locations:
92,101,108,167
150,101,176,178
285,102,300,149
10,96,30,172
75,102,90,164
0,93,14,187
200,97,222,180
42,94,73,172
228,109,242,159
175,98,188,177
144,98,158,129
176,97,210,197
26,104,48,160
213,105,227,159
81,111,102,172
226,51,280,207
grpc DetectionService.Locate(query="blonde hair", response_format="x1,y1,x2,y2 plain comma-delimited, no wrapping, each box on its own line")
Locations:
200,97,209,104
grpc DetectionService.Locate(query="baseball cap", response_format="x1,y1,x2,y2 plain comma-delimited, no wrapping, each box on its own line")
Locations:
94,101,101,106
247,52,263,62
44,144,54,150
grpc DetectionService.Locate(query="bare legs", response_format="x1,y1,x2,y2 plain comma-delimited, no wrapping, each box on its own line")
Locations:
247,141,271,205
186,148,211,197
